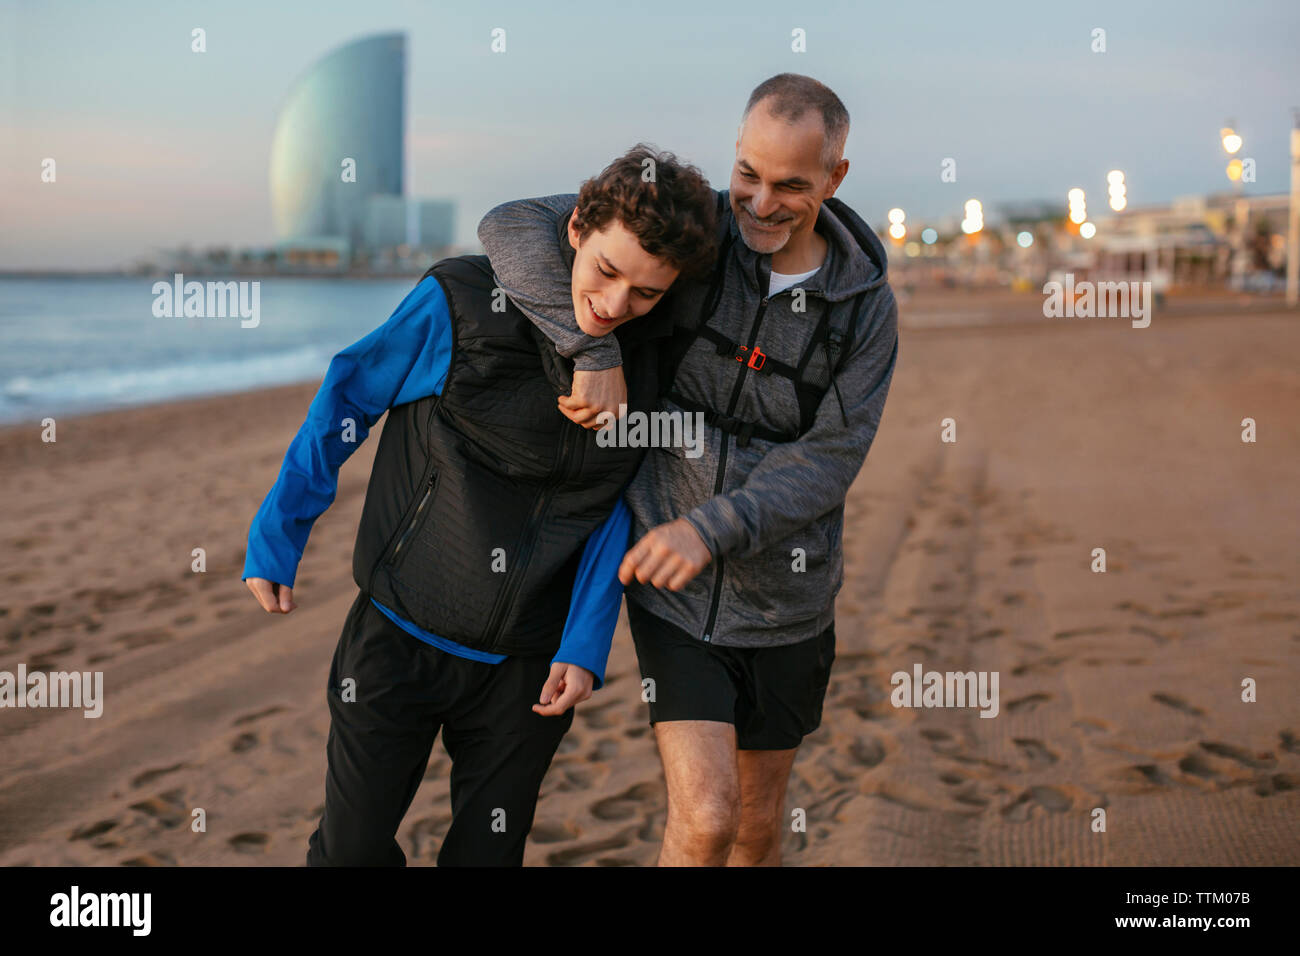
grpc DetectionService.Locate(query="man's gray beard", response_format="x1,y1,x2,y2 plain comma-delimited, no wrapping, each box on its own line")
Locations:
736,218,792,254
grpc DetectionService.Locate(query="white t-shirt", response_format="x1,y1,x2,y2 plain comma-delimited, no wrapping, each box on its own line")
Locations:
769,265,821,297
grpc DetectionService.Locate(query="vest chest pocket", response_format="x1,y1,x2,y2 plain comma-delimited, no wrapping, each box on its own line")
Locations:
386,469,440,571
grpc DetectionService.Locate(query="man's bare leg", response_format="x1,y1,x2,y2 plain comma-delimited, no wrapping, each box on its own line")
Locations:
654,720,740,866
727,748,798,866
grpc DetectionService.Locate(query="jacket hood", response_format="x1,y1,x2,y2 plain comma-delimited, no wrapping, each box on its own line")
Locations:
719,189,889,303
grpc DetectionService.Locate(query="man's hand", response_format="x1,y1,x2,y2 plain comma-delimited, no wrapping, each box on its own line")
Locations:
246,577,297,613
557,366,627,430
619,518,712,590
533,662,595,716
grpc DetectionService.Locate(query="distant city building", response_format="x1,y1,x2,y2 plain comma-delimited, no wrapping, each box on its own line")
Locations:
362,195,409,249
414,200,455,249
268,33,406,253
266,32,457,267
361,196,456,250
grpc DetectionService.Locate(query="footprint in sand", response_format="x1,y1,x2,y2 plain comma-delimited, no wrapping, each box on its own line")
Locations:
1152,693,1205,717
952,785,991,809
551,764,598,793
1000,786,1073,822
1074,716,1112,734
1006,693,1051,714
131,763,186,788
1129,624,1176,645
1013,738,1059,768
233,705,287,726
128,789,189,829
590,782,663,822
528,820,579,844
1177,753,1217,779
68,819,119,842
586,737,620,762
228,832,269,854
576,699,623,730
113,629,171,650
849,737,887,768
1052,626,1109,640
121,851,177,866
230,732,259,753
1199,741,1276,770
1011,655,1069,677
1254,774,1299,797
545,826,640,866
1127,764,1173,788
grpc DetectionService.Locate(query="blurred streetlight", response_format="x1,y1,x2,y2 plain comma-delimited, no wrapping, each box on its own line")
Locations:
1016,231,1034,248
887,207,906,240
921,227,938,245
1079,222,1097,239
960,199,983,234
1107,170,1127,211
1222,119,1248,284
1068,188,1087,224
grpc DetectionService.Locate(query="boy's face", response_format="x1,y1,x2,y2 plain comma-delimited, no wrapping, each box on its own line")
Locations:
567,215,680,337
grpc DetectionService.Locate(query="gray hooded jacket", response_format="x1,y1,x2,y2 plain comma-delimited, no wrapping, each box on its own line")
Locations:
478,189,898,648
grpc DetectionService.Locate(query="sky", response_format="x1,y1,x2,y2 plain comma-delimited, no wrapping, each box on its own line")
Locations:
2,0,1298,270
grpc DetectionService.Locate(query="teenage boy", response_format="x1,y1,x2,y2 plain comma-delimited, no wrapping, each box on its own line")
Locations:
242,145,717,866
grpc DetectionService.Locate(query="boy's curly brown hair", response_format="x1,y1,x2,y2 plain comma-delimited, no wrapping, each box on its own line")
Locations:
572,143,719,281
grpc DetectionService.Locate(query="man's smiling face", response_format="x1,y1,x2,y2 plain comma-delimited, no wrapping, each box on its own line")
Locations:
729,101,846,255
567,214,680,337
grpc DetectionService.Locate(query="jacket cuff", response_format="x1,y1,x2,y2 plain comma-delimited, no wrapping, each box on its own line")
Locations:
683,500,742,560
570,336,624,372
550,652,606,692
241,549,298,590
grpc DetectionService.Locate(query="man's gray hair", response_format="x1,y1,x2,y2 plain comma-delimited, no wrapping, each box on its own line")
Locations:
740,73,849,173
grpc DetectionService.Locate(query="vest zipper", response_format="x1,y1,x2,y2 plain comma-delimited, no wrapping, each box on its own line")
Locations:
387,471,437,569
701,261,771,643
480,420,579,647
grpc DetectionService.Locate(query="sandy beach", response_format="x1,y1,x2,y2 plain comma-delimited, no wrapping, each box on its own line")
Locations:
1,290,1297,866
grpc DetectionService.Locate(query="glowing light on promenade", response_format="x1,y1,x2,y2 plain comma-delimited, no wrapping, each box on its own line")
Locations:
1222,123,1245,183
1080,221,1097,239
888,207,906,240
1068,188,1087,224
1016,231,1034,248
960,199,983,234
1107,170,1127,212
921,227,937,245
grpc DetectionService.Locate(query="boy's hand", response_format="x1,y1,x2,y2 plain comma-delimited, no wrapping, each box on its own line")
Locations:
533,662,594,715
557,366,627,429
246,577,297,613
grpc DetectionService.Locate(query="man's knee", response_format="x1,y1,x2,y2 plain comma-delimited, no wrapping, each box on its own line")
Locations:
732,808,783,860
668,789,741,853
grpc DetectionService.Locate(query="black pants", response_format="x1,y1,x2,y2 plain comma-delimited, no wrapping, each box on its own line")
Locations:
306,591,573,866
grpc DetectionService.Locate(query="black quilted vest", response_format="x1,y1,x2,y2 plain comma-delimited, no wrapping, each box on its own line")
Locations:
351,244,673,656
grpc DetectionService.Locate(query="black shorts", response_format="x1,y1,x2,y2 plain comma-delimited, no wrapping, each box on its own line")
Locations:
626,601,835,751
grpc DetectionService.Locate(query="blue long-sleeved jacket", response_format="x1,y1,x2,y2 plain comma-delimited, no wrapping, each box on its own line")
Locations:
240,276,628,688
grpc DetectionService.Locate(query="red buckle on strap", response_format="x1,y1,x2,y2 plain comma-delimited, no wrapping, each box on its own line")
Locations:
736,345,766,370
